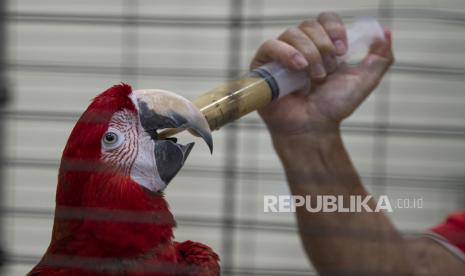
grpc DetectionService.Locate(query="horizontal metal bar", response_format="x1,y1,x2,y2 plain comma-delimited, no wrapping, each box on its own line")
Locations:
222,266,316,276
4,207,425,237
3,109,465,139
5,8,465,27
6,61,465,80
6,62,228,79
5,252,317,276
4,157,465,191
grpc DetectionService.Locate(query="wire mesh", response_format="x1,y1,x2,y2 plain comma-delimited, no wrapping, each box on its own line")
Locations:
1,0,465,275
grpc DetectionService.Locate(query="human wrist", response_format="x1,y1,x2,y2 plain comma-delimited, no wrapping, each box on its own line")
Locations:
269,123,364,195
269,122,341,157
270,127,341,176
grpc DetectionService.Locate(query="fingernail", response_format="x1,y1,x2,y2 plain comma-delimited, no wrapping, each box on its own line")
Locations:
292,53,308,69
311,63,326,78
334,40,346,55
323,54,337,73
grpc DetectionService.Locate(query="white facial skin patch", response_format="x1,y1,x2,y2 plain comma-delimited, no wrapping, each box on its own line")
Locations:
101,109,167,192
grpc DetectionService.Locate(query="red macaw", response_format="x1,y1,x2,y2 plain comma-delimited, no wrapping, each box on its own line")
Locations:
27,84,219,276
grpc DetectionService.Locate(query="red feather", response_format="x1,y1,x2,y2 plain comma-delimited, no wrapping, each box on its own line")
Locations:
175,241,220,276
28,84,220,276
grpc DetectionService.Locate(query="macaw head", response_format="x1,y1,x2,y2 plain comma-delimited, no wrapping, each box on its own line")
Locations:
33,83,214,268
56,83,212,209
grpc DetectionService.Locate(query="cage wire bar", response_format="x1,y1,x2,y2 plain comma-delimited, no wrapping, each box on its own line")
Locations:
370,0,393,196
221,0,244,273
0,0,8,269
121,0,140,87
1,1,465,275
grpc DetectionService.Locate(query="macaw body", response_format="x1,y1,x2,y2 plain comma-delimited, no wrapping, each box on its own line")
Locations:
28,84,219,275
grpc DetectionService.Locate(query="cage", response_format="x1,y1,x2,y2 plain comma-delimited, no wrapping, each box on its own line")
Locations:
1,0,464,275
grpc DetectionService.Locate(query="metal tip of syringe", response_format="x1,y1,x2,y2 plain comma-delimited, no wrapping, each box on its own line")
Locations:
158,127,214,154
158,128,185,140
158,127,214,153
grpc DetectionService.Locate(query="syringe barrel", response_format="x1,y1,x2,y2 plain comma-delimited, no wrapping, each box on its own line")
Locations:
192,75,272,131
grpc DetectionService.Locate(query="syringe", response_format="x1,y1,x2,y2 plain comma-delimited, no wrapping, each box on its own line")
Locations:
159,17,385,140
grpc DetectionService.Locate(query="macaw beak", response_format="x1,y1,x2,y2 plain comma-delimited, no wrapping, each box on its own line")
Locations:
133,89,212,151
132,89,212,185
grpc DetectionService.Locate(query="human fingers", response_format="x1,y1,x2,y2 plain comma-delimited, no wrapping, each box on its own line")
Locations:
299,19,338,73
250,38,308,71
279,26,326,80
317,12,348,56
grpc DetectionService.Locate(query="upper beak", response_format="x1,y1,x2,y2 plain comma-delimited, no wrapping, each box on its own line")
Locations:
132,89,213,153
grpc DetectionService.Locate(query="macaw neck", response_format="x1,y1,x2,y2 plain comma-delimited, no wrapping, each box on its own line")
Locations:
50,172,175,259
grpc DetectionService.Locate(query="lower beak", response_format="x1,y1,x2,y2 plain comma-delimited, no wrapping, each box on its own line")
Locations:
153,141,194,185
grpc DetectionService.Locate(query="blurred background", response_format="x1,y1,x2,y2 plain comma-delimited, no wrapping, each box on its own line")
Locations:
1,0,465,275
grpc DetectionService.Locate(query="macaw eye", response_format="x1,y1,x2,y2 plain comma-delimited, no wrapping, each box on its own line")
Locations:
102,128,125,150
104,132,118,144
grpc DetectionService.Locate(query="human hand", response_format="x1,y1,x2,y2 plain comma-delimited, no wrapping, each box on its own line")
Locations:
251,12,394,136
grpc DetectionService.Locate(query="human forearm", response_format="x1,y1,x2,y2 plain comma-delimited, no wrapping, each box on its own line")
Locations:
271,127,414,275
252,11,464,275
